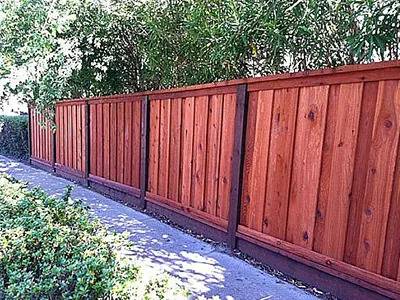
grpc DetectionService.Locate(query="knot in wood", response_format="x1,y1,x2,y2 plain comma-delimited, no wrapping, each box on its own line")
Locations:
385,120,393,129
303,231,309,241
263,218,269,227
307,111,315,120
371,168,377,174
364,240,371,252
365,208,372,216
326,260,332,266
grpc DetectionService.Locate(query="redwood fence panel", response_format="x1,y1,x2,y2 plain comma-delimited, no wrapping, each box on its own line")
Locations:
29,60,400,300
30,108,53,167
54,102,86,177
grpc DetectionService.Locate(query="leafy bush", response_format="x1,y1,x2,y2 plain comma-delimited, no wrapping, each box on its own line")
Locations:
0,174,188,299
0,115,29,159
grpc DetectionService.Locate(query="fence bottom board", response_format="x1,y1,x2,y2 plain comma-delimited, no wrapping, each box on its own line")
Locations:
30,157,54,173
88,175,140,197
146,201,227,243
88,182,141,209
237,226,399,300
145,192,228,232
236,237,389,300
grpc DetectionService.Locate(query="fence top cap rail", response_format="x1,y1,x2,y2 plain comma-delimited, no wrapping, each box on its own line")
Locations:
56,60,400,105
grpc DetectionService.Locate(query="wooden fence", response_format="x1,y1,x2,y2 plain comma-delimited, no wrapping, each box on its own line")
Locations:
29,60,400,300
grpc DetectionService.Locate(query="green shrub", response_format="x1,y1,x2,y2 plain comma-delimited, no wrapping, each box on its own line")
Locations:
0,115,29,159
0,174,188,299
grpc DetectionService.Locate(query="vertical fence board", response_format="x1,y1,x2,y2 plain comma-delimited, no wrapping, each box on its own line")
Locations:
148,100,161,193
158,100,171,197
218,93,237,220
60,107,65,165
117,102,125,183
240,91,259,226
82,104,87,174
205,95,223,215
344,81,379,265
356,80,400,273
67,106,73,168
72,105,77,170
247,90,274,231
103,103,110,179
286,85,329,249
132,100,141,188
192,96,209,211
77,105,82,171
90,104,97,175
181,97,195,206
96,104,103,176
382,144,400,280
55,107,60,164
263,88,299,239
124,102,132,186
168,98,182,202
110,103,117,181
314,83,363,259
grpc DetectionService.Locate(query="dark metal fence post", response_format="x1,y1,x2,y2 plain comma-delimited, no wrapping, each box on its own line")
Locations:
52,113,56,172
85,101,90,186
27,105,32,164
227,84,248,249
140,95,150,209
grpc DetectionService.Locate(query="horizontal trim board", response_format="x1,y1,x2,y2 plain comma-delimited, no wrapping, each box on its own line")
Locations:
88,180,141,207
146,201,227,243
55,168,88,186
236,238,389,300
146,192,228,232
31,157,54,172
237,226,400,299
89,174,141,197
31,156,52,165
148,85,236,100
56,101,86,107
87,95,143,105
248,67,400,91
55,163,85,178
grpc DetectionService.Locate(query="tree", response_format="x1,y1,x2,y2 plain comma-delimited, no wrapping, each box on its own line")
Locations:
0,0,399,112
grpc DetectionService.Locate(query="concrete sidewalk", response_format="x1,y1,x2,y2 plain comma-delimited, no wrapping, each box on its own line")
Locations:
0,155,317,300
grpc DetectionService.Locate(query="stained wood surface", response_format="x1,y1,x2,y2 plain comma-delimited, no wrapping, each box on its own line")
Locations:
263,88,299,239
32,62,400,296
146,93,236,227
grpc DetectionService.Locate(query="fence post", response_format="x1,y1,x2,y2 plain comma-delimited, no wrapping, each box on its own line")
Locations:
227,84,248,249
140,95,150,209
27,105,32,164
52,112,56,172
84,101,90,186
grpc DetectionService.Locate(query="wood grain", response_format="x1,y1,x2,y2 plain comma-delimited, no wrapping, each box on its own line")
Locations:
168,98,182,202
313,83,363,259
263,88,299,239
286,85,329,249
356,80,400,273
181,97,195,207
148,100,160,193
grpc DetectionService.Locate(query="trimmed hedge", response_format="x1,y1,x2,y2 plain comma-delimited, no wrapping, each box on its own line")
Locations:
0,174,188,299
0,115,29,159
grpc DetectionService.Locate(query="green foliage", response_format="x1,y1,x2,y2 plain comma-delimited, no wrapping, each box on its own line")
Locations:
0,0,399,111
0,174,188,299
0,115,28,159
